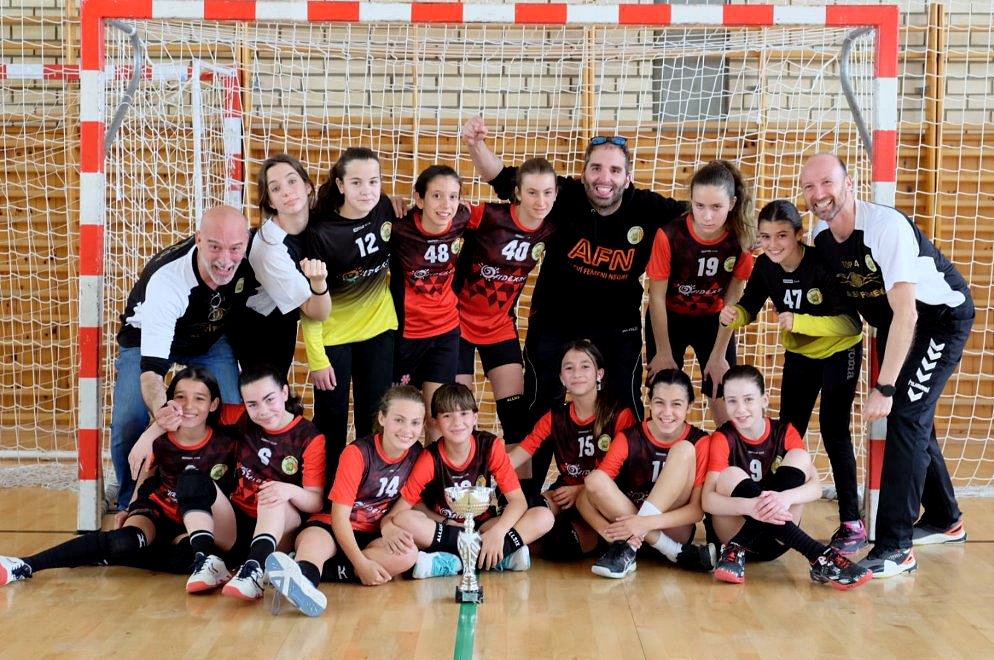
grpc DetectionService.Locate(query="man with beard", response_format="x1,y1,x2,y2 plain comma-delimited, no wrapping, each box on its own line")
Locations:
110,205,255,508
462,118,686,495
802,153,974,577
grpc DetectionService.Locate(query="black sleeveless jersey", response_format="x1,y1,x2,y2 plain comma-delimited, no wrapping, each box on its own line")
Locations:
347,434,423,532
615,422,709,505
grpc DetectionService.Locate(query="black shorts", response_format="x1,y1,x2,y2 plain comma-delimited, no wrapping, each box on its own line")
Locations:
457,337,523,375
125,498,186,541
647,310,736,398
395,327,460,388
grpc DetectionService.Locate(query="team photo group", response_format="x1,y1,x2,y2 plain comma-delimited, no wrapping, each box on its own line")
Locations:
0,115,974,616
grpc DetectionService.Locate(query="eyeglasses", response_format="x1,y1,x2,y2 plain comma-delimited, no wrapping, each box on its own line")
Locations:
589,136,628,147
207,291,224,323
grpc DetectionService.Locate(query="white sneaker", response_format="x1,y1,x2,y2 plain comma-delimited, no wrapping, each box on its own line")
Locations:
0,556,31,586
265,552,326,617
186,553,230,593
412,551,462,579
494,545,531,572
223,560,266,600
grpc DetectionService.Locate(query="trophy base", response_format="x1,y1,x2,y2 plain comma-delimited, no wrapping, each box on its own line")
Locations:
456,587,483,604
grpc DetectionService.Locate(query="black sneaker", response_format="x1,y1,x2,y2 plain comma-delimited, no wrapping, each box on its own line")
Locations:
676,542,717,573
857,547,917,578
591,541,637,579
713,542,746,584
809,548,873,590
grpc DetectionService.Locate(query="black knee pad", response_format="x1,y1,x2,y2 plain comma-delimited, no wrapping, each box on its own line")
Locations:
427,522,461,555
770,465,806,492
176,468,218,515
731,477,762,499
542,517,584,562
102,526,148,563
495,395,527,445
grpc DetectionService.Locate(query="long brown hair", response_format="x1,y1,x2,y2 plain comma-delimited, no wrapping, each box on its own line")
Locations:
256,153,315,218
561,339,621,439
315,147,380,214
690,159,755,251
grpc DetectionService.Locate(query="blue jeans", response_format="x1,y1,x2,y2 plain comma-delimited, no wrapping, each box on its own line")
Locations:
109,335,241,507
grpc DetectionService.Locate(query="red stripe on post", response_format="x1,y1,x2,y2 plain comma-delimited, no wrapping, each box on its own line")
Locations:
411,3,463,23
308,1,360,22
723,4,773,26
515,3,567,24
827,4,899,77
867,438,886,489
205,0,257,20
78,326,101,379
87,0,154,18
80,121,105,174
77,428,101,480
872,130,897,182
618,4,670,25
79,225,104,276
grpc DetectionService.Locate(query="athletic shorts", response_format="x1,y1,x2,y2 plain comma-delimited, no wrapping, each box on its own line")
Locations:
125,496,186,541
661,310,736,398
395,327,460,388
457,336,523,375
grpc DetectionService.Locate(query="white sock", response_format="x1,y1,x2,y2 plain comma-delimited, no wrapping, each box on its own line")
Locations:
637,501,681,562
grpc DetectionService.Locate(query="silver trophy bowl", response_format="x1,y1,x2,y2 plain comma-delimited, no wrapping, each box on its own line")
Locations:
444,485,495,603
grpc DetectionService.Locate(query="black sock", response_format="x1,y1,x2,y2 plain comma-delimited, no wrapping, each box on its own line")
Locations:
495,395,527,445
773,524,827,563
769,466,806,492
188,530,217,558
247,533,277,566
321,557,357,583
23,527,147,573
502,528,524,557
298,560,321,587
427,522,461,555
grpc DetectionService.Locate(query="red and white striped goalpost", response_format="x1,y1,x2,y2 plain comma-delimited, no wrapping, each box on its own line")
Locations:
76,1,898,532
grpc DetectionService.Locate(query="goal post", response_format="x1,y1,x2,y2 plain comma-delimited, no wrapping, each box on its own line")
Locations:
75,1,899,531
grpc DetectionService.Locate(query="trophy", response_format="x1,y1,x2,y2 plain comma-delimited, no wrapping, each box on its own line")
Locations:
444,485,496,604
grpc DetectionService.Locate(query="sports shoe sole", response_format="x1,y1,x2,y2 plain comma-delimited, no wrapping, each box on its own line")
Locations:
186,577,228,593
867,557,917,579
912,525,967,546
591,561,636,579
222,582,264,600
811,570,874,591
713,567,745,584
266,554,326,617
830,539,869,556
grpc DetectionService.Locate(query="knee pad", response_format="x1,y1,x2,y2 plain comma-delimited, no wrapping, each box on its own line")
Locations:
102,526,148,564
427,521,461,555
731,477,762,499
543,517,584,562
176,468,218,515
770,465,806,492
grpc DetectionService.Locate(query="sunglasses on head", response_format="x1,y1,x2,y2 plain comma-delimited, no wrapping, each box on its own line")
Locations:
589,136,628,147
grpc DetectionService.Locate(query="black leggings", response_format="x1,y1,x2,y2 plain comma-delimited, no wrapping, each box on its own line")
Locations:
312,330,395,485
779,344,862,522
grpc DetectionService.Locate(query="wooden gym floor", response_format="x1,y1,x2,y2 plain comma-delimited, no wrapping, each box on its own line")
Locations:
0,488,992,660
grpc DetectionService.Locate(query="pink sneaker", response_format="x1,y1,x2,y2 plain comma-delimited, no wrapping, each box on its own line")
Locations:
829,520,868,555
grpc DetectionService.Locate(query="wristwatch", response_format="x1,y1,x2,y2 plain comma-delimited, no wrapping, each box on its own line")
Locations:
874,383,896,397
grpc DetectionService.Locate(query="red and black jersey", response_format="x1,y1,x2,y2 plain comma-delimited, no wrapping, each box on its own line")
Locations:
599,422,709,505
454,203,556,345
390,204,484,339
708,418,804,482
401,431,520,524
519,402,637,486
328,434,423,532
229,413,326,516
148,427,238,523
647,214,753,315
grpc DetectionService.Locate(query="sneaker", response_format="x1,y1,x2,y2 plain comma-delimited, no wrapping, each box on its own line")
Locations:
713,542,746,584
223,560,266,600
411,551,462,579
676,542,717,573
591,541,637,579
186,553,231,593
829,520,869,555
493,545,531,572
0,556,31,586
858,547,917,578
809,548,873,590
912,520,967,546
265,552,326,617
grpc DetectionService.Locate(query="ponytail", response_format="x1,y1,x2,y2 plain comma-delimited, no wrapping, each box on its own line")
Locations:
690,159,755,251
